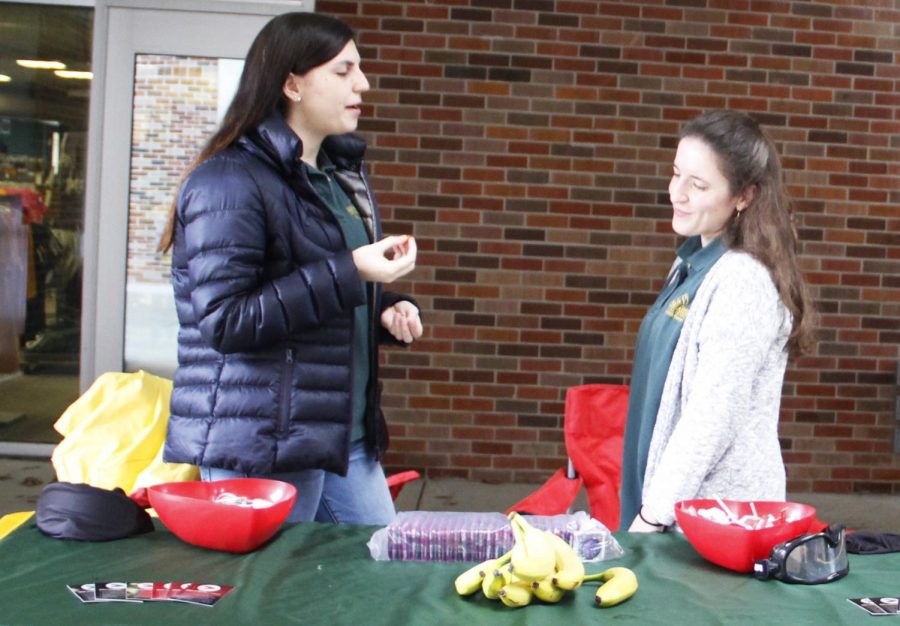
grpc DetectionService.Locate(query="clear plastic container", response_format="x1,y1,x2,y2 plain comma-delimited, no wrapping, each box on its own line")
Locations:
367,511,624,563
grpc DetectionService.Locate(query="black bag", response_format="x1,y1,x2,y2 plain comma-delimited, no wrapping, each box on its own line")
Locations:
846,531,900,555
35,482,154,541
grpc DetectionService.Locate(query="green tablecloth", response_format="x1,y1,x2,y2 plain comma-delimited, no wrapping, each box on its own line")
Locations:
1,518,896,625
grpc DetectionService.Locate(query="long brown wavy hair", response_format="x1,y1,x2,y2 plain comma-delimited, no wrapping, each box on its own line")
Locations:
679,109,816,358
157,12,355,252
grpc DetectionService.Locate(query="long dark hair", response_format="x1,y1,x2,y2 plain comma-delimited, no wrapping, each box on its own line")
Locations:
158,12,355,252
679,109,815,357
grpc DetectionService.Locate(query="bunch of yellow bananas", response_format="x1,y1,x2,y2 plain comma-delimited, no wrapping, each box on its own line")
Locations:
453,512,638,608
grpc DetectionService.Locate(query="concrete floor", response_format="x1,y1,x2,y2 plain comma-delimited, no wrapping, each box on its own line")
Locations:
2,456,898,534
0,372,75,444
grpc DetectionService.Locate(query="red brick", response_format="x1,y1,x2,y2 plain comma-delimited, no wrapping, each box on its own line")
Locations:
872,469,900,481
832,467,871,480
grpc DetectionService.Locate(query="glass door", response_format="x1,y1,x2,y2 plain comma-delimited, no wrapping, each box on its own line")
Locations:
0,2,92,450
83,0,300,383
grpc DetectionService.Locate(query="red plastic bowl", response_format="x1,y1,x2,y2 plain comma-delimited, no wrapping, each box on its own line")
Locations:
675,499,816,573
148,478,297,553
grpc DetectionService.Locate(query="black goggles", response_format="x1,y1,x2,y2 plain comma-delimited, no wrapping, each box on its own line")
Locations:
753,524,849,585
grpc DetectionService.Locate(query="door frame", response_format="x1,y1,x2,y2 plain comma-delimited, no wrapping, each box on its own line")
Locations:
80,0,309,390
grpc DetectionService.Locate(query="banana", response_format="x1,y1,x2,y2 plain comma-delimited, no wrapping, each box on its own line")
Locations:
481,564,507,600
545,531,585,590
454,563,487,596
499,562,524,586
531,576,566,603
497,582,534,608
454,551,511,596
592,567,638,608
507,513,557,582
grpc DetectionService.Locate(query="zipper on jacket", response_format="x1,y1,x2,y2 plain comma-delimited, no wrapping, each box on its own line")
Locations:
278,348,294,438
357,159,386,455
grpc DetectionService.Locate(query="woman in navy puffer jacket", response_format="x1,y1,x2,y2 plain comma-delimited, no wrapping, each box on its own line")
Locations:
158,13,422,524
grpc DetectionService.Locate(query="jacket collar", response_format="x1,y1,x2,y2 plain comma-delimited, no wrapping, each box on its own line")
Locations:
241,112,367,175
323,133,366,170
249,112,301,174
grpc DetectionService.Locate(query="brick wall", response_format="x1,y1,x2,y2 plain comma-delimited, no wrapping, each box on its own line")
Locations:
317,0,900,494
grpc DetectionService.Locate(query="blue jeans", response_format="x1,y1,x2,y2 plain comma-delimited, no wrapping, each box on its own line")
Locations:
199,440,396,525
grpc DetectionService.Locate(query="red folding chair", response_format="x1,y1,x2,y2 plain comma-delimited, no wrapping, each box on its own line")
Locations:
386,470,421,501
506,384,629,531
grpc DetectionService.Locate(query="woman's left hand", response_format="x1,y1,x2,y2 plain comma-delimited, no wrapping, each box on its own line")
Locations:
381,300,423,344
628,508,667,533
628,516,661,533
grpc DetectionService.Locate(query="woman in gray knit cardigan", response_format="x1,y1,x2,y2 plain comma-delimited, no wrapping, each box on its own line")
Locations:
620,110,816,532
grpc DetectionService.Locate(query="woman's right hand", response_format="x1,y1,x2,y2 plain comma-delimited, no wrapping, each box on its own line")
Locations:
352,235,417,283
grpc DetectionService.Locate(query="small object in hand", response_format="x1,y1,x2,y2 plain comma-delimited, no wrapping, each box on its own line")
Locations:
385,235,412,259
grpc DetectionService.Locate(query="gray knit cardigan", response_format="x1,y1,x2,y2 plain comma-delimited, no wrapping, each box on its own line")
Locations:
642,250,793,526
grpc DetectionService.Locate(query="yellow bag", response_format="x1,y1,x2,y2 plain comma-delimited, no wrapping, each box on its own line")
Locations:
51,370,198,494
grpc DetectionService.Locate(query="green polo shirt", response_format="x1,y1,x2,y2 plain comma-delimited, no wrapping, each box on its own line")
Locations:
619,236,727,528
305,150,371,443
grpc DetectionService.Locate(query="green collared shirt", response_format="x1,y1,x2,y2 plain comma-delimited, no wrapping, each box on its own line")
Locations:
304,150,371,443
619,236,727,528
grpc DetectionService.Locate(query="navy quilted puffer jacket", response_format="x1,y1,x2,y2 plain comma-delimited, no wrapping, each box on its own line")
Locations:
163,113,412,476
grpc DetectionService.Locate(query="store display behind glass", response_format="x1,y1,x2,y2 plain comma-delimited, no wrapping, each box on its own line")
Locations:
0,4,91,443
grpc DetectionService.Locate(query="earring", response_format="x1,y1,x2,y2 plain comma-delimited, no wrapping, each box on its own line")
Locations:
735,209,743,224
294,95,302,102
